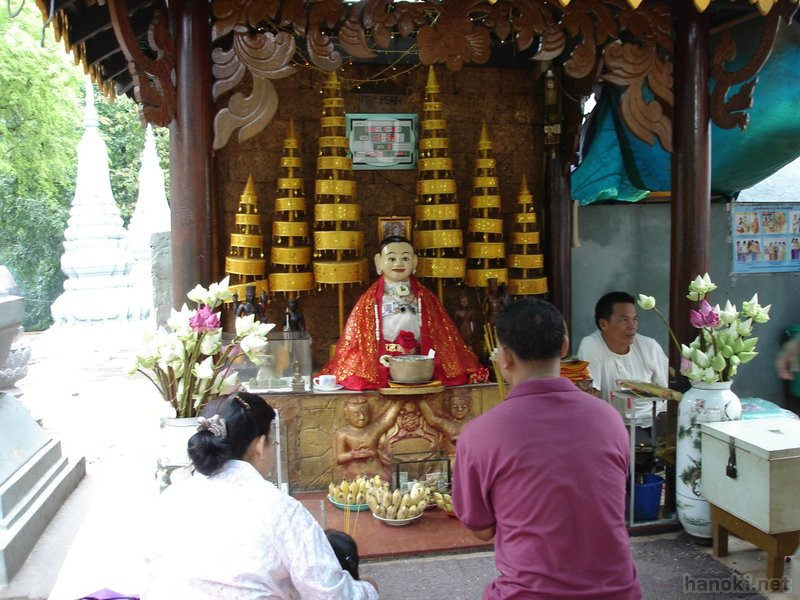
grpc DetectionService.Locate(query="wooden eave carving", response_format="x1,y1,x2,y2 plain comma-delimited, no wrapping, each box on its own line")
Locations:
107,0,176,127
35,0,797,143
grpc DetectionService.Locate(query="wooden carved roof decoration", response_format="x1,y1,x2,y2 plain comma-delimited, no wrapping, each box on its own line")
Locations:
710,0,797,130
106,0,175,127
36,0,797,150
210,0,677,150
34,0,174,114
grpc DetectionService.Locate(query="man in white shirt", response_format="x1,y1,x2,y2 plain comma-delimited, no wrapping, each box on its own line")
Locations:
577,292,668,439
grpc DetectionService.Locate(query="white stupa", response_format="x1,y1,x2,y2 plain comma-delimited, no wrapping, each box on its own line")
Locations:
127,125,171,320
50,78,140,325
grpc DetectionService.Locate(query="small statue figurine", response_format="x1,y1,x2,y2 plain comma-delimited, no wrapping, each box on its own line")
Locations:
453,290,477,350
259,291,269,322
290,360,305,392
233,285,262,319
284,298,306,336
482,277,510,329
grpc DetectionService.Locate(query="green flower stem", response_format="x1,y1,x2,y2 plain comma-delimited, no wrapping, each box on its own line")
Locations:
651,306,682,354
166,366,178,412
138,368,165,397
178,332,206,417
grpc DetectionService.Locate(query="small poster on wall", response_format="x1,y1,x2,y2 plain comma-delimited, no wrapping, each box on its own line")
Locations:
346,113,417,170
732,202,800,274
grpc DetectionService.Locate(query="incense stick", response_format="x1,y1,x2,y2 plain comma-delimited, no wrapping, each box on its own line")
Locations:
351,503,360,536
484,324,506,399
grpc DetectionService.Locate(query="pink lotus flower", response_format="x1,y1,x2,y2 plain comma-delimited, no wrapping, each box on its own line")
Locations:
190,305,220,332
689,299,720,329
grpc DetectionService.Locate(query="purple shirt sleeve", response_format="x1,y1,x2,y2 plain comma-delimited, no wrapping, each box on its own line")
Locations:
452,424,496,532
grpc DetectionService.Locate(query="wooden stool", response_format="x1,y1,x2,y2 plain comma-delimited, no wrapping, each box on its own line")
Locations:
710,504,800,591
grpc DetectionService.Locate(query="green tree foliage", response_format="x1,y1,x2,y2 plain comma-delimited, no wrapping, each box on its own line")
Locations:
1,5,170,330
96,93,170,225
0,5,82,330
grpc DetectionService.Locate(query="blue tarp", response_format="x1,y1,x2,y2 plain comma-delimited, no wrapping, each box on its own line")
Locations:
572,22,800,205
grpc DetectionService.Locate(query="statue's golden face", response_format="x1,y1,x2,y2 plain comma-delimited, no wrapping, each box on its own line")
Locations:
448,394,470,420
374,242,417,283
345,402,370,428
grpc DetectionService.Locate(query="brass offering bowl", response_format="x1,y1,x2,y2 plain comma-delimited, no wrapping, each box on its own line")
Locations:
382,355,435,384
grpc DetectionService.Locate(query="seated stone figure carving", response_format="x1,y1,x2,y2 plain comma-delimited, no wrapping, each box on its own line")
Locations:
318,236,488,390
334,396,401,481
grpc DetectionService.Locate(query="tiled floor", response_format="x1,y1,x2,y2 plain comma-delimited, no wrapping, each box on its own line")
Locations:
297,491,493,560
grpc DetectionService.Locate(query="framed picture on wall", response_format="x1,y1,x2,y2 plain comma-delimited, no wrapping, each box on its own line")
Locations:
731,202,800,274
377,216,412,241
346,113,418,170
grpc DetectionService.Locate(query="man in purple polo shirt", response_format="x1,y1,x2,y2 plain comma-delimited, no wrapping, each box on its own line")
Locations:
453,298,641,599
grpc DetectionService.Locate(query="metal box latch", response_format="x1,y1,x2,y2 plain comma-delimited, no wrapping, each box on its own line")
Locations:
726,436,738,479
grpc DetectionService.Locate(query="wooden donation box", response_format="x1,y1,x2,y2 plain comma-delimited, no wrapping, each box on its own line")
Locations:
701,417,800,534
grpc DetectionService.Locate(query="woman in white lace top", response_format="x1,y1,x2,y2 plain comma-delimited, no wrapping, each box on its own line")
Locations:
143,392,378,599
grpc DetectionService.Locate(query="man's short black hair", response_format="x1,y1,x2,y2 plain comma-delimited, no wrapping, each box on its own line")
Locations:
594,292,636,329
496,298,564,361
379,235,412,252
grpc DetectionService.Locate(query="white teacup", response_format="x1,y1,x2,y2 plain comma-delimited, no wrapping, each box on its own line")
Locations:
313,374,337,389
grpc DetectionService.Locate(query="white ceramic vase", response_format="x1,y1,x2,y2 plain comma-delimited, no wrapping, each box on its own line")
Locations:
676,381,741,539
156,416,198,491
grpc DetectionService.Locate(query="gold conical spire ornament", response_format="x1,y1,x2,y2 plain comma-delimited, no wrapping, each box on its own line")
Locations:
312,71,367,334
465,122,507,288
269,120,314,297
414,66,465,300
507,175,548,296
225,173,269,299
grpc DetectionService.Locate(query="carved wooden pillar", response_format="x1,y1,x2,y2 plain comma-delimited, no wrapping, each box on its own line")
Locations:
544,149,571,325
668,5,711,512
542,67,571,326
670,6,711,376
169,0,214,303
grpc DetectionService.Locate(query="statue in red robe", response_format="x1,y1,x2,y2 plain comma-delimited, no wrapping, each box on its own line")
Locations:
319,236,488,390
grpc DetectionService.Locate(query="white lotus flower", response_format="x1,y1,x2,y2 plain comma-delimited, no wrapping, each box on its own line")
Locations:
254,321,276,337
236,314,257,337
168,304,195,339
753,304,771,324
240,334,269,363
212,371,239,395
186,284,209,305
193,356,215,380
701,367,719,384
741,293,761,318
718,300,738,325
200,330,222,356
207,276,232,308
687,273,717,300
736,317,753,337
692,349,710,368
637,294,656,310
